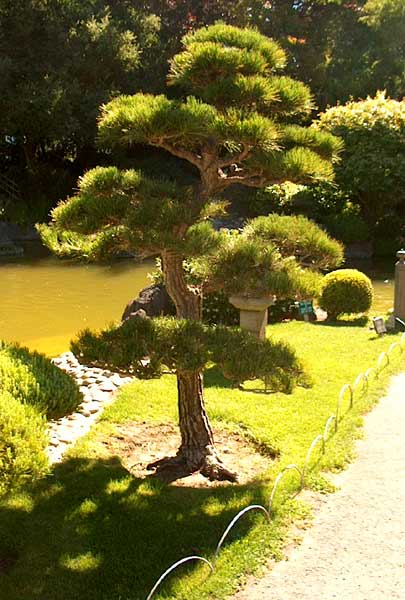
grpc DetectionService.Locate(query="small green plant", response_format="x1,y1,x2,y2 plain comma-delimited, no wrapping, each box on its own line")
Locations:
203,290,239,326
0,341,82,418
0,391,49,495
319,269,374,320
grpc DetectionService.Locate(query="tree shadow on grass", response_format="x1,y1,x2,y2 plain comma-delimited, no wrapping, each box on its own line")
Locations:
204,365,234,389
0,455,266,600
315,316,369,328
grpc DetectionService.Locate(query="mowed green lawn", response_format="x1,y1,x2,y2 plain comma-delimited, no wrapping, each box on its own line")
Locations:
0,321,403,600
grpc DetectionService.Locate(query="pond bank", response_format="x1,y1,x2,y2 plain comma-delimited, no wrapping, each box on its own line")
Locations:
48,352,133,463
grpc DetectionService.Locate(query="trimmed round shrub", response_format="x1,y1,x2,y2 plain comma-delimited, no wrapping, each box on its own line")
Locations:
0,391,49,495
319,269,373,319
0,341,82,418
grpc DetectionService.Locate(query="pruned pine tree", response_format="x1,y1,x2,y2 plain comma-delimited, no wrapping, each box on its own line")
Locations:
39,24,343,481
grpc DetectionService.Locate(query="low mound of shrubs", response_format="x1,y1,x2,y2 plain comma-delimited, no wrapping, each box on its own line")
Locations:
0,391,49,495
319,269,373,320
0,341,82,418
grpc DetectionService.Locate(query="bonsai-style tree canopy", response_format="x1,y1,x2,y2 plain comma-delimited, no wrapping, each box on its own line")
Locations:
39,24,343,481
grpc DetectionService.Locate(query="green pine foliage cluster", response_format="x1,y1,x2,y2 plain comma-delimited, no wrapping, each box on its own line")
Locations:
3,0,405,240
71,316,305,392
319,269,374,320
96,25,341,187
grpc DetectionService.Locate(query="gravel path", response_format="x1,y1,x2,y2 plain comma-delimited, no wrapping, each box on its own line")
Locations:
233,373,405,600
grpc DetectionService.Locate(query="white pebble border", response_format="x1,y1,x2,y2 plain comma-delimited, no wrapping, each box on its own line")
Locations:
47,351,133,464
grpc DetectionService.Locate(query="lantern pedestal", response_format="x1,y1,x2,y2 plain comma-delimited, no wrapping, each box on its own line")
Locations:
229,295,274,340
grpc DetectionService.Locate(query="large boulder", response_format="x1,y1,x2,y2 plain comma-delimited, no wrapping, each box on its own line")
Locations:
122,283,175,322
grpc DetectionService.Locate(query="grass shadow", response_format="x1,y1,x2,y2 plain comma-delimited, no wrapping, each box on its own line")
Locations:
315,315,369,328
204,365,234,389
0,455,263,600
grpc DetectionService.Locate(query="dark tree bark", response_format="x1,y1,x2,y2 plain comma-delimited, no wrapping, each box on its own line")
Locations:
150,249,237,481
162,250,202,320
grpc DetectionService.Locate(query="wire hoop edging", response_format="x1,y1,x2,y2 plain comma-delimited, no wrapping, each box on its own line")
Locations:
336,383,353,423
324,414,337,438
268,464,304,515
376,351,389,376
304,434,325,477
213,505,270,565
145,556,214,600
388,342,402,357
365,367,377,382
353,372,368,397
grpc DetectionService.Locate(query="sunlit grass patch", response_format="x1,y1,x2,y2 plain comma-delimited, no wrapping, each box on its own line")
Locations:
0,321,403,600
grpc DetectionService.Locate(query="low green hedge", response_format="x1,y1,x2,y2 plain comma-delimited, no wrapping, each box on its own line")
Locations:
0,341,82,418
0,391,49,495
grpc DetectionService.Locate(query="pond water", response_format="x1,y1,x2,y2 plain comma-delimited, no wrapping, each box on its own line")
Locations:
0,254,152,356
0,251,396,357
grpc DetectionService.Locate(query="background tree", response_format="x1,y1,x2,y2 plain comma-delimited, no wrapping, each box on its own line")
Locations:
0,0,160,222
40,24,342,481
232,0,374,109
317,92,405,247
362,0,405,98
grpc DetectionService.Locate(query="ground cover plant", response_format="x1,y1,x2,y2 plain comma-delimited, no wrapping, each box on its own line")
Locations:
0,321,403,600
0,341,82,418
0,391,48,495
0,341,82,495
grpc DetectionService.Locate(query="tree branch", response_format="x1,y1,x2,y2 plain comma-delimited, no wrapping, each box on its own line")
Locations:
153,139,202,168
218,144,252,169
218,173,269,188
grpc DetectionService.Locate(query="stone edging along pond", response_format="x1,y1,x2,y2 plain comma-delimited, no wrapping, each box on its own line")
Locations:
48,352,133,464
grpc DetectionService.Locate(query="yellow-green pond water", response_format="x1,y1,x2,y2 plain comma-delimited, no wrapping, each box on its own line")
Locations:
0,255,395,357
0,256,152,356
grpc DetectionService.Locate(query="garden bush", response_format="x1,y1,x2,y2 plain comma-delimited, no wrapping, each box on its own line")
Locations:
203,290,239,326
0,391,49,495
319,269,373,320
317,93,405,231
0,341,82,418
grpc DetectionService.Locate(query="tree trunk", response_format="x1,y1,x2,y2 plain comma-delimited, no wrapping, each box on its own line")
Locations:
177,369,214,469
161,250,202,320
155,250,236,481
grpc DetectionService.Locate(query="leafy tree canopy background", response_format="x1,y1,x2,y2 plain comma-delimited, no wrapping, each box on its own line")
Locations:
1,0,405,239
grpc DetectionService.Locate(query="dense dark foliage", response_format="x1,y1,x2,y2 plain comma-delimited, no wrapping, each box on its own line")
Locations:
0,0,160,222
2,0,405,229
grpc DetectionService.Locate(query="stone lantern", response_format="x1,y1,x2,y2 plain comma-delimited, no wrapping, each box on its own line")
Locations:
394,249,405,323
229,294,275,340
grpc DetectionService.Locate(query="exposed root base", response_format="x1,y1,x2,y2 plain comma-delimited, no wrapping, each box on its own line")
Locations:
200,456,238,482
147,451,238,483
